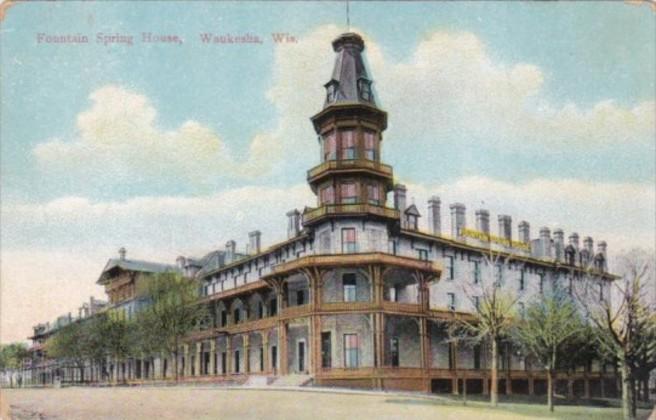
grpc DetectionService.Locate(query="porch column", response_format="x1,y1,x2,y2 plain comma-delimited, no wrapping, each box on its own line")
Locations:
567,377,574,400
244,335,251,374
262,333,270,374
279,321,288,375
584,378,590,399
452,341,459,395
419,318,430,370
209,339,216,375
183,344,191,377
310,315,321,375
528,375,535,396
194,342,202,376
226,336,232,374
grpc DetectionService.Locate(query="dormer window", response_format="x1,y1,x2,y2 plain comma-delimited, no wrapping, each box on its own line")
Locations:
358,78,372,101
325,80,338,103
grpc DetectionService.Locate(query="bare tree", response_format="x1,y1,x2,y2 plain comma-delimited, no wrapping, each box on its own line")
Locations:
455,246,520,407
577,249,656,420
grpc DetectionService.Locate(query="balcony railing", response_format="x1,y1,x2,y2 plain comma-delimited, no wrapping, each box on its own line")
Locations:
307,159,393,181
303,204,399,225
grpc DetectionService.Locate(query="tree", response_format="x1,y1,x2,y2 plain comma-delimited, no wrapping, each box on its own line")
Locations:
579,249,656,420
134,272,207,382
0,343,30,387
511,287,585,412
45,321,89,383
456,248,519,407
100,312,135,383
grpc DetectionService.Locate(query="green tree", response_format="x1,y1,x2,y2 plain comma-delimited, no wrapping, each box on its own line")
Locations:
0,342,30,387
100,311,135,383
135,272,207,382
511,287,585,412
45,321,88,382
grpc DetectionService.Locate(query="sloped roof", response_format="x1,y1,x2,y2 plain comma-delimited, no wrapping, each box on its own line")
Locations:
404,204,421,217
97,258,179,285
324,33,376,108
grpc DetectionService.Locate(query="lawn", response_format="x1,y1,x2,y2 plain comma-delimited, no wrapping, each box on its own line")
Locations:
1,386,653,420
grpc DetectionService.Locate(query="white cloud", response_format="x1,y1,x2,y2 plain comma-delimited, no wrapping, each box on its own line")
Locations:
32,28,654,185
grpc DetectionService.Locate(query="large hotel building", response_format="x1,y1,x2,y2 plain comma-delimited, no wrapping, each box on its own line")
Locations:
27,32,617,397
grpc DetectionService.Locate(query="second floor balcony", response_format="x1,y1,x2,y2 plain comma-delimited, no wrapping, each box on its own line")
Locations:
307,159,393,189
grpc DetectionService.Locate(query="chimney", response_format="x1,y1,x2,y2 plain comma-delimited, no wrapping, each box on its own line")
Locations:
394,184,407,227
498,215,512,241
518,221,530,244
286,209,301,238
568,232,580,250
249,230,262,255
539,227,552,258
553,229,565,261
225,240,236,262
449,203,466,239
475,209,490,234
176,256,186,269
118,247,126,261
597,240,607,257
584,236,594,255
427,196,441,235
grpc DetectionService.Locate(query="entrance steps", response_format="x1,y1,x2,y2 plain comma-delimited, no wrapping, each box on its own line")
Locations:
270,374,313,387
243,375,269,387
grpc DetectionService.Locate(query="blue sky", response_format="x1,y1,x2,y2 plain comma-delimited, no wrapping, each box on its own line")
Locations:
1,1,654,343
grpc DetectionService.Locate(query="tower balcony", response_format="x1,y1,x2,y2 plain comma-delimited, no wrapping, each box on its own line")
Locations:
303,203,399,226
307,159,393,191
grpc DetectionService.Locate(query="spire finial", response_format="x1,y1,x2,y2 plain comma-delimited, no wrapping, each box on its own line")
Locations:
346,0,350,32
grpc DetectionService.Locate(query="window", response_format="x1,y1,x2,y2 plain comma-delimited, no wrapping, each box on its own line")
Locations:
221,310,227,327
260,347,264,372
298,341,305,372
518,302,526,320
321,332,332,368
446,256,454,280
390,337,400,367
340,183,358,204
359,78,372,101
234,350,240,373
367,184,380,205
271,346,277,370
341,228,357,253
320,186,335,205
323,132,336,161
364,130,376,160
341,130,356,159
343,273,357,302
296,290,305,306
473,261,481,284
326,82,337,103
233,308,240,324
473,296,480,311
270,299,278,316
495,264,503,286
448,343,455,369
344,334,359,368
407,214,418,230
568,276,573,295
473,345,481,369
538,273,545,294
519,270,525,291
599,283,604,301
417,249,428,261
258,302,264,319
389,285,399,302
447,293,456,311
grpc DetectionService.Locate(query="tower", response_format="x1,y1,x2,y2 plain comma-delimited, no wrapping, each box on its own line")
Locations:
303,33,398,227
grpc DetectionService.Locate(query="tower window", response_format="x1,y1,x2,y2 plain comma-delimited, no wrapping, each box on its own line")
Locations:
340,130,356,159
367,184,380,205
446,256,454,280
447,293,456,311
364,130,377,160
323,132,337,161
340,182,358,204
320,186,335,205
